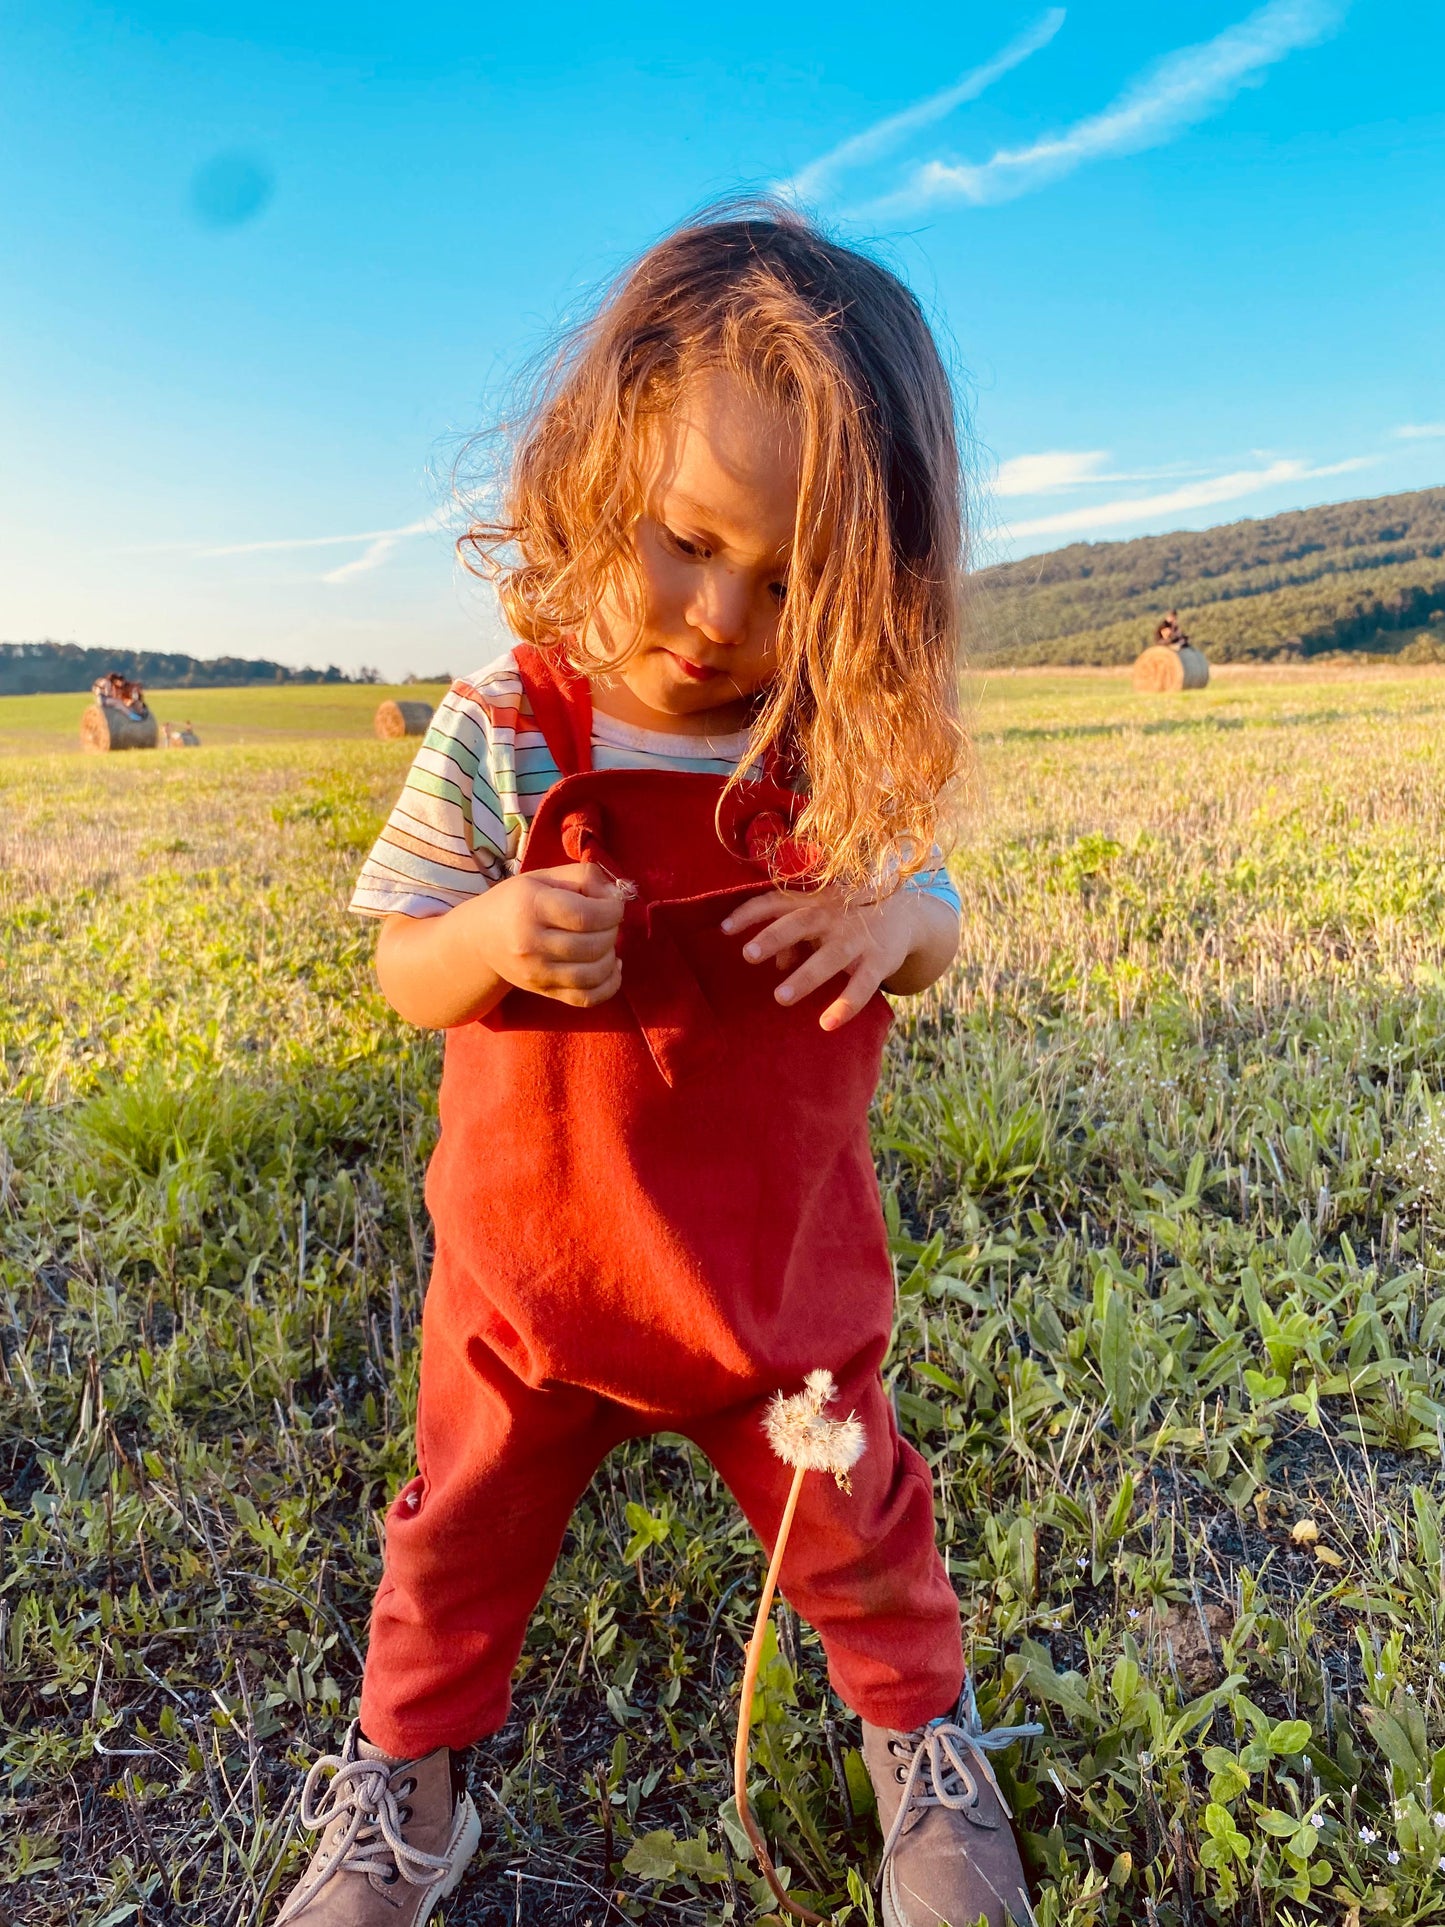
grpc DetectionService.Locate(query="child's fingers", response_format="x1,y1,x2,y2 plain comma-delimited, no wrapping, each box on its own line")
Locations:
537,953,623,1006
818,960,881,1032
719,890,798,936
734,903,821,963
770,939,858,1010
548,860,630,901
534,875,626,932
533,923,617,964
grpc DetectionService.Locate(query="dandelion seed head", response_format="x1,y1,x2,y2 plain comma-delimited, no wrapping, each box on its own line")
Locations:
764,1374,867,1489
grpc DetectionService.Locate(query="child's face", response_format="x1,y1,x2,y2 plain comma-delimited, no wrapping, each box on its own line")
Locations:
594,369,799,730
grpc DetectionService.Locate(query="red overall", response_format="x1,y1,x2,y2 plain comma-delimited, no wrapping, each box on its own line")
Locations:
360,648,963,1757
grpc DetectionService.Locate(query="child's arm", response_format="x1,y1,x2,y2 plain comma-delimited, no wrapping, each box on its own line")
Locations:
374,863,625,1029
722,886,959,1034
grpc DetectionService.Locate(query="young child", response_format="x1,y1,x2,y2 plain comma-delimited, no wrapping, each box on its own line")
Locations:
278,205,1034,1927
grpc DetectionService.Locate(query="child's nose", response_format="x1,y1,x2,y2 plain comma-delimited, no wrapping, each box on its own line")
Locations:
687,568,751,647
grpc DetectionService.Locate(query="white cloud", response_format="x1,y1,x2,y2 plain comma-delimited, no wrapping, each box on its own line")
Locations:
1005,453,1371,538
1394,423,1445,440
862,0,1343,216
995,450,1111,496
202,516,434,562
782,9,1065,205
993,450,1225,496
321,532,414,584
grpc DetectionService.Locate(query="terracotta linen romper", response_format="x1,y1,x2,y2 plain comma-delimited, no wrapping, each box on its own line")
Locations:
359,648,964,1758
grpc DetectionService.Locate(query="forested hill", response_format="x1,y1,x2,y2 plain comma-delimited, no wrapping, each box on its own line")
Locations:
0,642,362,695
973,485,1445,665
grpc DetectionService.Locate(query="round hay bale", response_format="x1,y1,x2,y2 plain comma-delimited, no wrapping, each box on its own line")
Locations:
80,704,159,752
374,699,435,740
1132,643,1209,693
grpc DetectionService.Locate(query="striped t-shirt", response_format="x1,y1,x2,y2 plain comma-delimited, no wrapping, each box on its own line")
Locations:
349,647,961,920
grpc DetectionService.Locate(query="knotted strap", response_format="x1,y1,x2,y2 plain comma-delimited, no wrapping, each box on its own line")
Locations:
879,1682,1044,1867
278,1723,452,1921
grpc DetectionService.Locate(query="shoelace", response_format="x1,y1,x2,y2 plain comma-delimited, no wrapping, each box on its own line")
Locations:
280,1729,453,1919
879,1686,1043,1868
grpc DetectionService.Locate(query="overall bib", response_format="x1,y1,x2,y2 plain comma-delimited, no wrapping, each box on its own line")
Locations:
360,648,963,1756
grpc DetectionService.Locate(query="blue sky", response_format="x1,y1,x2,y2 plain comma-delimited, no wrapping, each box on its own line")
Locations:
2,0,1441,678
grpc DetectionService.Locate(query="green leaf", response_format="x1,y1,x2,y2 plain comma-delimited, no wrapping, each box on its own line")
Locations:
1017,1641,1093,1728
844,1745,876,1819
1203,1801,1250,1861
673,1832,728,1882
622,1502,670,1561
623,1830,679,1882
1284,1822,1320,1868
1362,1702,1428,1777
1203,1745,1251,1803
1100,1288,1133,1427
748,1621,796,1725
1287,1218,1314,1270
1265,1719,1312,1756
1104,1471,1135,1543
718,1797,753,1861
1255,1809,1302,1837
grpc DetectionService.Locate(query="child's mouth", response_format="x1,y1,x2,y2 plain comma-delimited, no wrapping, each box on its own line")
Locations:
666,652,722,682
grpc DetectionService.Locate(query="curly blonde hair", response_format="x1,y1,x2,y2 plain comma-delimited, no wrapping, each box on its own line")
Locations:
462,200,968,892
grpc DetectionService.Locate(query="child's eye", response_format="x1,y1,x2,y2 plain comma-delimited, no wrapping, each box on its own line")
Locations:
768,580,787,605
664,527,708,560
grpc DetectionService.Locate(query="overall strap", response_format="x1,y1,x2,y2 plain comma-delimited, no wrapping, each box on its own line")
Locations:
513,643,593,777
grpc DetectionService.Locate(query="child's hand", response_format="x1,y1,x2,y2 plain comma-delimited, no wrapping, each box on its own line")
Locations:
374,865,625,1030
478,863,626,1007
722,887,947,1032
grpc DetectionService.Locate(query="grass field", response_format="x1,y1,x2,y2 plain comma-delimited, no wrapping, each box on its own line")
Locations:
8,665,1445,1926
0,683,451,757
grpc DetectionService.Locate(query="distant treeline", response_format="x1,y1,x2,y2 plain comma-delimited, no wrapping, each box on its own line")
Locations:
0,642,372,696
973,486,1445,665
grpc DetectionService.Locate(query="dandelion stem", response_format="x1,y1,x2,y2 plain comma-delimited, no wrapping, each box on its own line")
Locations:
733,1462,826,1926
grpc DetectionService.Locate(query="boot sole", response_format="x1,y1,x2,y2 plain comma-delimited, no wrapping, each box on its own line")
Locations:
416,1794,483,1924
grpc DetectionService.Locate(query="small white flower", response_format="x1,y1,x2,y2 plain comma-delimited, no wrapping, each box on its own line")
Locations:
763,1372,866,1490
1434,1813,1445,1830
1076,1554,1088,1569
1360,1827,1378,1844
1407,1684,1417,1695
1388,1850,1401,1865
1128,1608,1140,1620
1438,1854,1445,1871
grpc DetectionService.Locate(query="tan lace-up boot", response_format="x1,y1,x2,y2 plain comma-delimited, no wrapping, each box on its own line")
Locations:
863,1689,1040,1927
274,1723,481,1926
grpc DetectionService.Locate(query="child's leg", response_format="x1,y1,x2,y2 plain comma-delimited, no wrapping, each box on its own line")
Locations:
688,1356,963,1733
360,1268,629,1757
